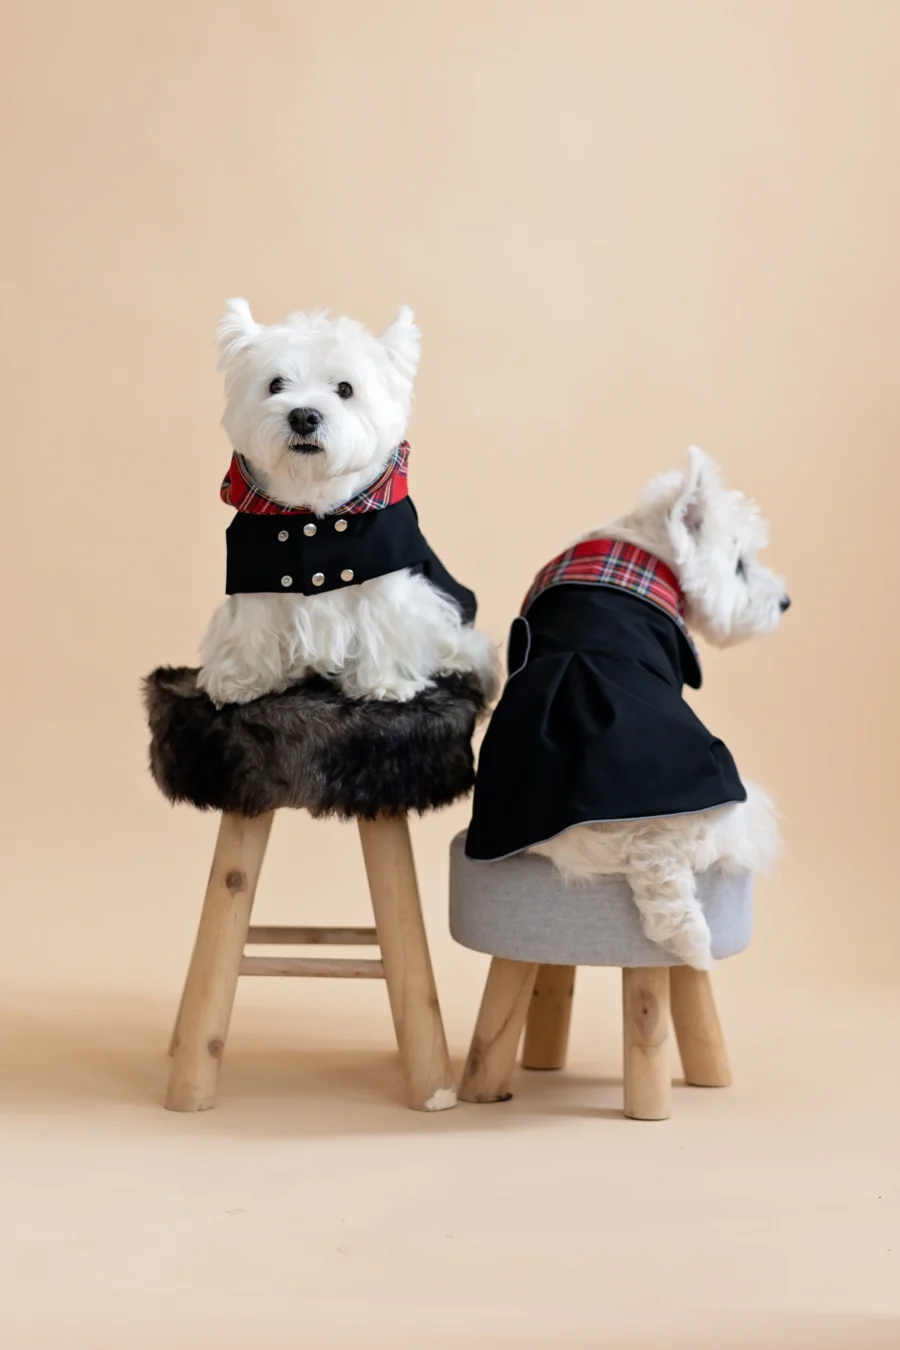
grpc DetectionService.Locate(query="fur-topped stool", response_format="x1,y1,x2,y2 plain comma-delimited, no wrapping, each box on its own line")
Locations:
449,834,752,1120
145,668,487,1114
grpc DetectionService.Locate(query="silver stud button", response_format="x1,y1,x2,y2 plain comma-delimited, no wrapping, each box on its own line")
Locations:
334,518,348,532
280,575,293,588
340,569,354,583
303,522,317,537
312,572,325,587
277,529,289,542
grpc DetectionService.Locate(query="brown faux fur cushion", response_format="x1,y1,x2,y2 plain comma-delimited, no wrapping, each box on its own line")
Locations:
143,666,486,819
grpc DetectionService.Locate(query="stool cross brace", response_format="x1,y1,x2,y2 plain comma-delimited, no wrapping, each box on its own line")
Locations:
166,811,456,1113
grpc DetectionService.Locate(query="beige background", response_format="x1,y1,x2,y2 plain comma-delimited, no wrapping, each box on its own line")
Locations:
1,2,898,1346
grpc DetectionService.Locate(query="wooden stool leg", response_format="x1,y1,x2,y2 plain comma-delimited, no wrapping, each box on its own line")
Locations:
670,966,732,1087
459,957,538,1103
166,811,273,1112
622,966,671,1121
167,984,186,1058
357,814,456,1112
522,964,576,1070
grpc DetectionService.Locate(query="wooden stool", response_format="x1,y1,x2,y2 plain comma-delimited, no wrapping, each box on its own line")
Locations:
145,666,488,1113
448,833,752,1120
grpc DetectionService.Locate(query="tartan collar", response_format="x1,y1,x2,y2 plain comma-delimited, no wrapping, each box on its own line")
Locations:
522,536,694,645
220,441,410,516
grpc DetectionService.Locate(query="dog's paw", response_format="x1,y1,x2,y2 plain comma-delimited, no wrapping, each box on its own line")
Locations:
197,667,271,708
667,918,714,971
371,678,430,702
350,675,431,703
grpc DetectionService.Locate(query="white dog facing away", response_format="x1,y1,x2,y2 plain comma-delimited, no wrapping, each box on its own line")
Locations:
198,301,496,707
465,448,789,970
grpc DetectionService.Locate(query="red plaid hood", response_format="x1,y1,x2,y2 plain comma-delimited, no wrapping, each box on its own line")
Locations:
522,536,698,657
220,441,410,516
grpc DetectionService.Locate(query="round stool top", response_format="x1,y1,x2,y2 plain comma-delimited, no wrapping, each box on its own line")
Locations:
449,832,752,967
144,667,486,819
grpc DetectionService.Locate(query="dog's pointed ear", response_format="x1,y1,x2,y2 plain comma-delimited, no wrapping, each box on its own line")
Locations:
379,306,421,380
672,446,721,538
216,298,261,370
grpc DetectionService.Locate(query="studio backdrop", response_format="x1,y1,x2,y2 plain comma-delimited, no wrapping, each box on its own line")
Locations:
2,0,897,1005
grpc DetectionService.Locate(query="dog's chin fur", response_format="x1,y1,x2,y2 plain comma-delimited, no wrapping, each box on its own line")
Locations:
198,300,498,707
531,447,789,970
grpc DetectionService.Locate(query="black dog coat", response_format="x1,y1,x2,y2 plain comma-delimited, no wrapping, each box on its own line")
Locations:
220,442,477,621
465,538,746,862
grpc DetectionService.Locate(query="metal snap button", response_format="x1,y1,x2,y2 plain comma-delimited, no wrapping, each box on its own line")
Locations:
277,529,289,542
303,522,317,537
280,575,293,587
340,569,354,583
312,572,325,587
334,518,348,532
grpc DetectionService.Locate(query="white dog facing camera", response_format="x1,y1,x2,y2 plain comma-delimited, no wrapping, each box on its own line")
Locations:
198,301,496,708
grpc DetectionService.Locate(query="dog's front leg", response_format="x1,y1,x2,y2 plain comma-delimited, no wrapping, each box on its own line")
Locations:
336,572,436,702
198,594,292,707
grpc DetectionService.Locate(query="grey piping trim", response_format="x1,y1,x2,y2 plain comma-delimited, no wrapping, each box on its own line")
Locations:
464,795,749,863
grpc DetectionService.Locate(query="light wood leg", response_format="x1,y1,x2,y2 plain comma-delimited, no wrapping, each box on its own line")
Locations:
459,957,538,1103
670,966,732,1087
166,811,273,1112
522,964,576,1070
167,984,186,1057
357,814,456,1112
622,966,671,1121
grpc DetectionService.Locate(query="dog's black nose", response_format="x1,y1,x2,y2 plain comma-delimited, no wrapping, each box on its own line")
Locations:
779,595,791,612
288,407,322,435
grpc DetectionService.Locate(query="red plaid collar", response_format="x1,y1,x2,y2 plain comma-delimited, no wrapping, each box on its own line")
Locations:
220,441,410,516
522,536,696,649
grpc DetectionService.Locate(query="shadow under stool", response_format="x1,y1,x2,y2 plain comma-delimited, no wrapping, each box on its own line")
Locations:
448,833,753,1120
144,667,487,1114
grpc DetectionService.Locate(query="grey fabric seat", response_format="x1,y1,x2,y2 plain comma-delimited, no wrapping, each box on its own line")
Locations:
449,831,753,967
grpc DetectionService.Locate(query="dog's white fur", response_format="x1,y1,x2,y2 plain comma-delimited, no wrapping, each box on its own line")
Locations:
529,448,789,970
198,301,496,705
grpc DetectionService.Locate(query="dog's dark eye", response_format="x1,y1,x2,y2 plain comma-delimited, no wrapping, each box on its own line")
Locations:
735,558,746,578
268,377,285,396
335,381,353,400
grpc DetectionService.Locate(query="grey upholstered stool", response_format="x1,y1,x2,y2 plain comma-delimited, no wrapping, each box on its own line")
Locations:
449,832,753,1120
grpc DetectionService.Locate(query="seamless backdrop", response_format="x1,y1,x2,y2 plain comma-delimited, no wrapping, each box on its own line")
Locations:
2,0,896,992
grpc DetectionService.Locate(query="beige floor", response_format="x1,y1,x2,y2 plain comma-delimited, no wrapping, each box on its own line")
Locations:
3,948,898,1349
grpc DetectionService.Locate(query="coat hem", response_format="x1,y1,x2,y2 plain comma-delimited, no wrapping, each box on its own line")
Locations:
464,794,749,863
